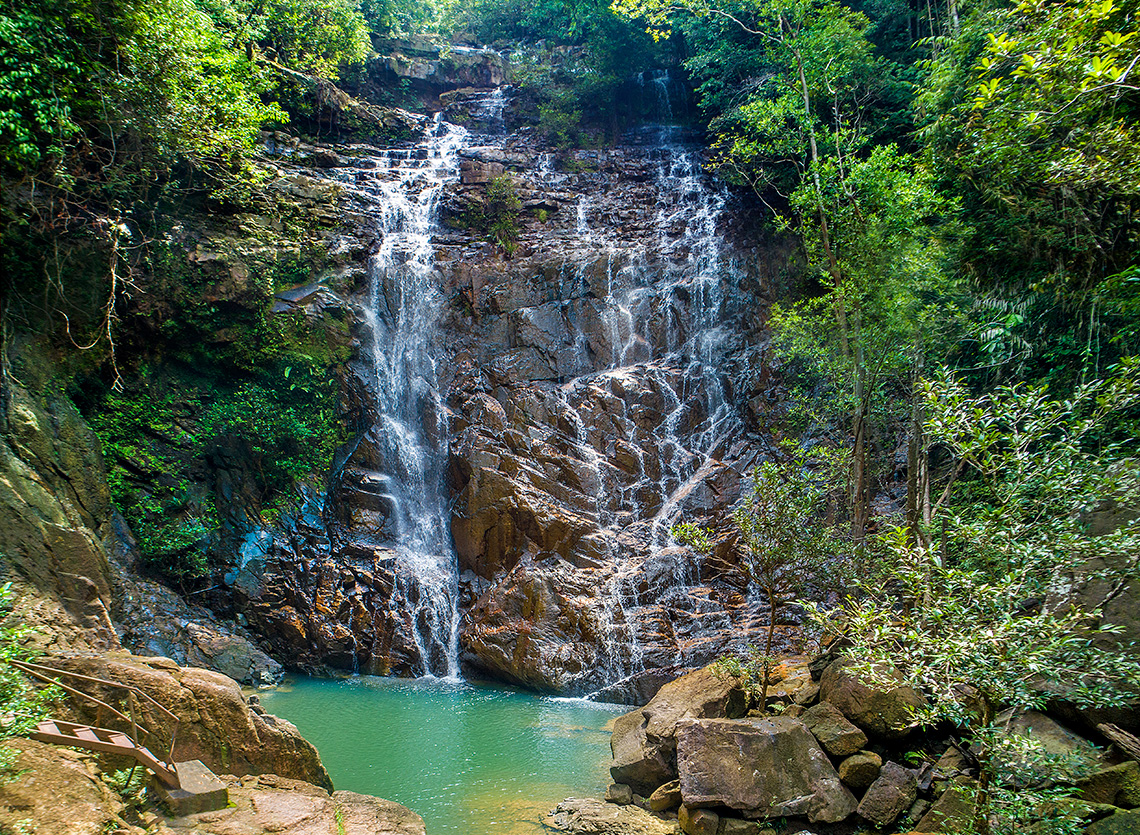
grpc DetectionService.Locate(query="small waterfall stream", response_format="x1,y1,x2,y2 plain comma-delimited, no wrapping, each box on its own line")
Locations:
534,68,748,687
359,114,470,678
271,67,761,691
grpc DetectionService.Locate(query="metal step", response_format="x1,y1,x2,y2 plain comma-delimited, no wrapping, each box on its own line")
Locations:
31,719,180,788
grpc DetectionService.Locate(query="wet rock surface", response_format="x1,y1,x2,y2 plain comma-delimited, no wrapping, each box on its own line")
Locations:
212,114,793,695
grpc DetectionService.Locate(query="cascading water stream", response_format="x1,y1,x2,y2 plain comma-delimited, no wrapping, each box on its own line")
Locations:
359,114,470,678
566,68,749,686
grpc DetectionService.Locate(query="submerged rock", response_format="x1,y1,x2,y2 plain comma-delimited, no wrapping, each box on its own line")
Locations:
546,797,675,835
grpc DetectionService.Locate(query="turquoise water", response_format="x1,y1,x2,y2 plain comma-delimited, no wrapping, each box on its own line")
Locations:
258,676,625,835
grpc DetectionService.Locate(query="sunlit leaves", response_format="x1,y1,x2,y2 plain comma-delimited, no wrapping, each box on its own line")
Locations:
921,0,1140,304
0,3,84,166
827,361,1140,831
115,0,288,168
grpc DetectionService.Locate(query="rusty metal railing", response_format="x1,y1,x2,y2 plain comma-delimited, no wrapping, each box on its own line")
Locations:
8,658,181,763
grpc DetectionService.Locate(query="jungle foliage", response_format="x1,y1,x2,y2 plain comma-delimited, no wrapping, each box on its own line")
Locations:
606,0,1139,828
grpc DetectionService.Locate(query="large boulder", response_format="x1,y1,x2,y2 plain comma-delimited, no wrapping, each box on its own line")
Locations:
856,761,917,827
819,658,925,740
642,666,750,744
799,701,868,756
110,552,282,687
1080,761,1140,808
916,776,976,833
46,653,332,789
610,706,679,796
546,797,676,835
1004,709,1101,763
838,750,882,791
1087,809,1140,835
676,717,857,823
610,666,749,794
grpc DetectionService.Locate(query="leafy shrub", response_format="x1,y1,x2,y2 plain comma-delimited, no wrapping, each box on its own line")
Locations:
0,582,58,750
483,175,522,254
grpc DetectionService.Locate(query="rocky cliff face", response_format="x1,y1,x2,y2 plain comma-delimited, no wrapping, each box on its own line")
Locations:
216,70,804,696
2,50,801,699
0,343,286,686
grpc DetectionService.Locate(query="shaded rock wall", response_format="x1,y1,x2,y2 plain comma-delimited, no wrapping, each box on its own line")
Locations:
0,347,120,654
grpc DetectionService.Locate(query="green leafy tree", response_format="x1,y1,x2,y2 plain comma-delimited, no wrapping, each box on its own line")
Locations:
0,582,59,752
917,0,1140,385
678,445,838,706
115,0,288,170
827,360,1140,834
774,145,959,538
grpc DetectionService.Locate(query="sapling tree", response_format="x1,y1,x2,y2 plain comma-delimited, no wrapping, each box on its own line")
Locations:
825,360,1140,835
677,445,838,707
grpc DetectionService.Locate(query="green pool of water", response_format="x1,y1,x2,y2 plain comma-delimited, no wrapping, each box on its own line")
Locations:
258,676,625,835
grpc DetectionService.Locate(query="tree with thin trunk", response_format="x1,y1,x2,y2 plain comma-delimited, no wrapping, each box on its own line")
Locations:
677,446,836,708
827,361,1140,835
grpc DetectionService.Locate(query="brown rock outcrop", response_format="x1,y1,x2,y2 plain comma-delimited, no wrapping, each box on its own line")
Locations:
675,717,857,823
0,738,129,835
857,761,917,827
799,701,868,756
820,659,926,740
47,653,332,790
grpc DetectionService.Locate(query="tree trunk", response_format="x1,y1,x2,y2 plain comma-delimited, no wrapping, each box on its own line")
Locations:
760,587,778,710
789,30,867,538
907,349,931,546
972,697,996,835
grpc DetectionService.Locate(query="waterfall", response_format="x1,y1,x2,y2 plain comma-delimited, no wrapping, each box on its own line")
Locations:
563,69,747,687
359,114,469,678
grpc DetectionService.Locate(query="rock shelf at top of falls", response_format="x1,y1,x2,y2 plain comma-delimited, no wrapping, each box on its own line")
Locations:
220,88,801,700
